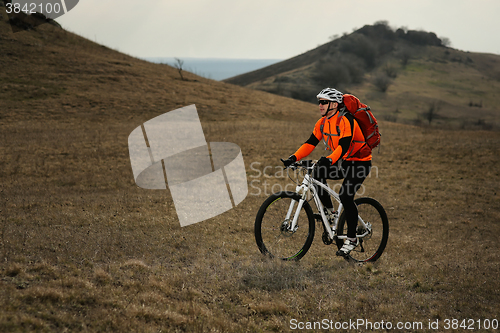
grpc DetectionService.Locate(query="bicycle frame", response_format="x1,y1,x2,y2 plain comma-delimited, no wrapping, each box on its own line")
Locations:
286,169,371,242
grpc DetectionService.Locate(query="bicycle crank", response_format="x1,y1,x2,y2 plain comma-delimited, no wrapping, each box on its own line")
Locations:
322,231,333,245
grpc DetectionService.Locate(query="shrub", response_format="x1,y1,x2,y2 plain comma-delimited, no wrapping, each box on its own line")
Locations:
403,30,442,46
313,54,365,88
357,21,396,41
397,47,413,67
372,73,392,92
290,88,319,103
383,63,398,78
339,33,378,68
313,59,351,87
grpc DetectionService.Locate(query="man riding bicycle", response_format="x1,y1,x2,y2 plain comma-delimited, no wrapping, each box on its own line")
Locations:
281,88,372,257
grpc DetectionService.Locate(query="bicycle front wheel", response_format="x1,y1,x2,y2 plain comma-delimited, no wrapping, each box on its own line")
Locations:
336,197,389,263
255,191,315,261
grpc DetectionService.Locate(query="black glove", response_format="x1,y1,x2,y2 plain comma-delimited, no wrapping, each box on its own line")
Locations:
317,156,333,167
281,155,297,167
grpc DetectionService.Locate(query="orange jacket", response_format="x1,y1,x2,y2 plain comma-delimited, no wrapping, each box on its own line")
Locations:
293,111,372,163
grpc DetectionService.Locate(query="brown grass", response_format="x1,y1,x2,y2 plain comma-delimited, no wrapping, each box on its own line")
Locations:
1,18,500,332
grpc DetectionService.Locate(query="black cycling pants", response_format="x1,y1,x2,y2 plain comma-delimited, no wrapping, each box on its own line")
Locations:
312,160,371,238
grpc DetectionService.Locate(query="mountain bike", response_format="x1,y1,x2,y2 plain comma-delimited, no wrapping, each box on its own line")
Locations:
254,160,389,262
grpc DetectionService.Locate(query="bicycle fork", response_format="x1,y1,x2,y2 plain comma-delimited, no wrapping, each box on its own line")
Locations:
285,197,303,233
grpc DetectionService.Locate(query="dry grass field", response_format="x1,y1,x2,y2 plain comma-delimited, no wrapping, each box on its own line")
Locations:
1,16,499,332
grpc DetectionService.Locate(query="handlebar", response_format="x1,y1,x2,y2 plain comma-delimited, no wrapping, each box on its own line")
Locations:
286,159,317,171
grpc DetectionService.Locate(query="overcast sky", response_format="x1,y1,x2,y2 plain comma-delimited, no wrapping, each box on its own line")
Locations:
56,0,500,60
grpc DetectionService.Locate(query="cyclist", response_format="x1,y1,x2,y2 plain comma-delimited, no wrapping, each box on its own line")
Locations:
281,88,372,257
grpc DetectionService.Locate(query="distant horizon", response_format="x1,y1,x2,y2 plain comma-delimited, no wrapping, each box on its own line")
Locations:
142,57,283,81
143,56,283,61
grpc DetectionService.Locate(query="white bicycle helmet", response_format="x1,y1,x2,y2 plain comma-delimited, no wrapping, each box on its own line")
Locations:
316,88,343,104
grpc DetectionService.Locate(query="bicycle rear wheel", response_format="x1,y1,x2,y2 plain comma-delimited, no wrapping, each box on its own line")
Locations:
255,191,315,261
335,197,389,262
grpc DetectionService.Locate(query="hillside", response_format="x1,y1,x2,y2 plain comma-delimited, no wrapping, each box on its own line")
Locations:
225,22,500,130
0,11,315,125
1,13,500,332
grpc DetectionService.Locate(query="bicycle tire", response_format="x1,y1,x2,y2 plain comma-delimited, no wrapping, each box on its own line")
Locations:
255,191,315,261
335,197,389,262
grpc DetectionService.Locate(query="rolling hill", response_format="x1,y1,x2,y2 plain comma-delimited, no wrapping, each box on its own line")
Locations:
225,22,500,130
1,12,499,332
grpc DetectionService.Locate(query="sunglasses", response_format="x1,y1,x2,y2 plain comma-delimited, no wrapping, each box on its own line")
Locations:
318,100,330,105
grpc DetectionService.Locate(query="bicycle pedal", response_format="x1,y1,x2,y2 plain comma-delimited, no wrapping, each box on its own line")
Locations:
335,250,348,258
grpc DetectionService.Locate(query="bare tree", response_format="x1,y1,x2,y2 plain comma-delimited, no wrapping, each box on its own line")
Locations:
424,102,441,125
328,34,339,41
441,37,452,47
174,58,185,81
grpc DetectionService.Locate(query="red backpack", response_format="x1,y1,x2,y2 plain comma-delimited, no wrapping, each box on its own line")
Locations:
342,94,381,151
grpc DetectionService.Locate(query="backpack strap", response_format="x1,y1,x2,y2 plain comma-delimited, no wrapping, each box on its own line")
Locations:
354,105,379,143
320,109,367,158
320,116,339,151
353,105,374,122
